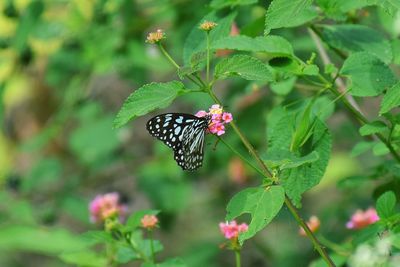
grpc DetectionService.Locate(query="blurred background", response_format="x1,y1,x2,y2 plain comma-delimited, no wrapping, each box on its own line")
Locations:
0,0,399,266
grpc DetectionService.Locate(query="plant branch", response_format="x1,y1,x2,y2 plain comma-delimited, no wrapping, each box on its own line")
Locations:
206,87,336,267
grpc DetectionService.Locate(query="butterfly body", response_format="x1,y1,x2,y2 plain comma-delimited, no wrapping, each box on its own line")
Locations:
146,113,210,170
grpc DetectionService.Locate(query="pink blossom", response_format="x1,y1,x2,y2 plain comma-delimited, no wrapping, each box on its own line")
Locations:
299,216,320,236
209,122,225,136
141,214,159,229
89,192,127,223
196,104,233,136
219,220,248,240
222,112,233,123
346,208,379,230
195,110,208,118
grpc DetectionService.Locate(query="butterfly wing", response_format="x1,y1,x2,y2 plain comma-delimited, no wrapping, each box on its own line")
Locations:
146,113,209,170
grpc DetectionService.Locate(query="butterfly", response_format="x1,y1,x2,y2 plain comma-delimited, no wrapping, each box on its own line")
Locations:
146,113,211,171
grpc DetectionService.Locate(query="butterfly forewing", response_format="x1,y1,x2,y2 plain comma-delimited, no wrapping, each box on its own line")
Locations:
146,113,210,170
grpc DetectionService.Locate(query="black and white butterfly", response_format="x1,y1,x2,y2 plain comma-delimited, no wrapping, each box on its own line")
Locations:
146,113,211,171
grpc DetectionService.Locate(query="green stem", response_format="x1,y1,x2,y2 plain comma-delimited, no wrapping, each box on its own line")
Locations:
158,43,180,69
235,249,241,267
206,32,211,83
149,230,155,263
285,198,336,267
206,89,336,267
218,137,266,178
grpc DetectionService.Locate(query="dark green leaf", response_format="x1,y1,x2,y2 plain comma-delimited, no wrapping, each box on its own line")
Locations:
321,24,392,64
226,186,285,243
340,52,397,96
214,55,274,81
211,35,294,57
113,81,186,128
264,0,318,34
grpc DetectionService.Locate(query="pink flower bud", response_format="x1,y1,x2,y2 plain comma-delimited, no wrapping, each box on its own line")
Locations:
141,214,159,229
219,220,248,240
89,192,127,223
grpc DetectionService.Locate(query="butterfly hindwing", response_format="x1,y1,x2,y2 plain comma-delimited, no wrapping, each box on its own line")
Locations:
146,113,210,170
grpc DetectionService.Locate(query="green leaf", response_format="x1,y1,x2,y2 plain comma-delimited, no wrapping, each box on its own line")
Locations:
183,12,236,65
373,142,390,156
158,258,187,267
359,121,387,136
211,35,294,57
81,231,114,245
376,191,396,219
263,150,319,170
316,0,373,20
310,253,347,267
210,0,257,9
270,76,296,95
60,251,107,267
22,158,62,192
214,55,274,81
340,52,397,97
264,0,318,34
226,186,285,243
380,82,400,114
267,112,332,206
321,24,393,64
350,141,375,157
115,246,140,263
113,81,186,128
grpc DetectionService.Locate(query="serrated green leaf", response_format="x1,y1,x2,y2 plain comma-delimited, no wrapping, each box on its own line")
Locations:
264,0,318,34
380,82,400,114
376,191,396,219
114,81,186,128
359,121,387,136
210,0,257,9
316,0,373,20
214,55,274,81
302,64,319,76
211,35,294,57
60,251,107,267
340,52,397,96
183,12,236,65
226,186,285,243
321,24,393,64
267,111,332,206
81,231,114,245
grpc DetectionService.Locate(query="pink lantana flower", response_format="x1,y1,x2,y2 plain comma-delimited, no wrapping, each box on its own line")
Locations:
299,216,320,236
196,104,233,136
346,208,379,230
89,192,127,223
219,220,248,240
141,214,159,230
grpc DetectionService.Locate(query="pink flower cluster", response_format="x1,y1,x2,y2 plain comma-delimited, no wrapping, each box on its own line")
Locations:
141,214,159,229
89,192,127,223
196,104,233,136
346,208,379,230
219,220,249,240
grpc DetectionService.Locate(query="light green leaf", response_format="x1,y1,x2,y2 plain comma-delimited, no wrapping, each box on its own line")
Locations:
351,141,375,157
316,0,374,20
116,246,140,263
113,81,186,128
376,191,396,219
60,251,107,267
211,35,294,57
373,142,390,156
264,0,318,34
321,24,393,64
380,82,400,114
183,12,236,65
210,0,257,9
270,76,296,95
158,258,187,267
214,55,274,81
359,121,387,136
340,52,397,97
226,186,285,243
